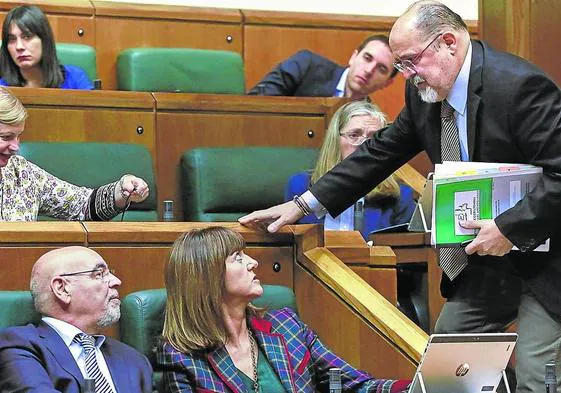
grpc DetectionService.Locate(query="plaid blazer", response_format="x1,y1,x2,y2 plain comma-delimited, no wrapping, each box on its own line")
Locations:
157,308,408,393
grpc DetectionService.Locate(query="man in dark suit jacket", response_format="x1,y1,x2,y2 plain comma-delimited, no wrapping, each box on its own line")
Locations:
241,2,561,392
0,246,153,392
247,35,397,100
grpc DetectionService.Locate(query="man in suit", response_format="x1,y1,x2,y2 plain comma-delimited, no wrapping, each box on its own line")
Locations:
0,246,153,392
240,2,561,392
247,34,397,100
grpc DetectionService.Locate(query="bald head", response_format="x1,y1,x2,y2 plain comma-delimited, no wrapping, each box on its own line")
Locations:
389,1,470,103
30,246,106,316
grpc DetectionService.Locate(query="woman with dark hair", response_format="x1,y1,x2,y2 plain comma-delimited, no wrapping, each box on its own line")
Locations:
0,5,92,89
158,226,410,393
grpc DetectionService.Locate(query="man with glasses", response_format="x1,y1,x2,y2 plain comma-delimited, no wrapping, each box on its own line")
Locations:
241,1,561,392
247,34,397,100
0,246,152,392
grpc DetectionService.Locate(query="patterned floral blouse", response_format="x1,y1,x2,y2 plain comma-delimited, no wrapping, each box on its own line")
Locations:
0,155,119,221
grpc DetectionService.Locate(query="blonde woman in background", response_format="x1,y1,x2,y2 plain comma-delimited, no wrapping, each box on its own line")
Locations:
285,100,415,239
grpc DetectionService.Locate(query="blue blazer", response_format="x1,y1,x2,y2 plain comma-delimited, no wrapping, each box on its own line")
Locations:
0,64,93,90
0,321,153,392
247,50,345,97
158,308,408,393
285,171,416,239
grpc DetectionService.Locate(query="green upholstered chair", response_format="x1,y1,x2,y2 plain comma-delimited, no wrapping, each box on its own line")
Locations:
116,48,244,93
0,291,41,329
18,142,158,221
120,285,297,391
181,147,318,221
56,43,97,82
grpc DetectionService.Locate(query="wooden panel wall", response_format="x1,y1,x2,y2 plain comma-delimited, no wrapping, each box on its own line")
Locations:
92,1,243,90
479,0,561,85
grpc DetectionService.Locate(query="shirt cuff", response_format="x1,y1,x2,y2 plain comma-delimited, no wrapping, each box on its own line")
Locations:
301,191,327,219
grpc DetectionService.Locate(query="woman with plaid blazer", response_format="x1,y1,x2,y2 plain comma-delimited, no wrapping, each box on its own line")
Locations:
157,227,409,393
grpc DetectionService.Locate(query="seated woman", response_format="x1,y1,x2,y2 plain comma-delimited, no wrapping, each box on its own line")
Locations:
158,226,410,393
0,5,93,89
0,87,148,221
285,101,416,239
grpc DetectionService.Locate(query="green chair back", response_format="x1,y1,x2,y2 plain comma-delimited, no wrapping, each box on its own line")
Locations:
0,291,41,329
18,142,157,221
116,48,244,93
56,43,97,81
120,285,297,391
181,147,318,221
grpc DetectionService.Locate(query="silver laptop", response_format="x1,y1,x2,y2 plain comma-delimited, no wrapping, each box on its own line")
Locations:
408,333,517,393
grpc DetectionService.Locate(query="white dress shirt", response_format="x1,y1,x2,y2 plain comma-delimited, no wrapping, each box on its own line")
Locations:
42,317,117,392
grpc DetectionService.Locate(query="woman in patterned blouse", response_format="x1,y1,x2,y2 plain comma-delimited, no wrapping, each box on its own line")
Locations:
158,227,410,393
0,87,149,221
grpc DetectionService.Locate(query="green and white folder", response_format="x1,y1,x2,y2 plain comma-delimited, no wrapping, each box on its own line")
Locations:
431,161,545,248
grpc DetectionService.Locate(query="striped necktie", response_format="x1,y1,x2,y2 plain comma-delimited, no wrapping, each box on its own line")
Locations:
73,333,115,393
439,100,469,280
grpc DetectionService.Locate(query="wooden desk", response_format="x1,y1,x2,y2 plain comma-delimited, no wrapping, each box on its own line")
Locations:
154,94,340,219
370,232,445,332
0,222,425,378
13,88,156,156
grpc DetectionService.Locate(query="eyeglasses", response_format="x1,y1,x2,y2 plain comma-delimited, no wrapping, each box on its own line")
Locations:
59,267,115,282
339,131,370,146
393,34,442,74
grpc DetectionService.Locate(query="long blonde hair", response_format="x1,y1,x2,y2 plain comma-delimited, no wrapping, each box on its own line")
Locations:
162,227,261,353
311,101,400,200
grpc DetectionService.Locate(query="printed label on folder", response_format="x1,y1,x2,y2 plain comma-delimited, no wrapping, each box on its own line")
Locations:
454,190,480,235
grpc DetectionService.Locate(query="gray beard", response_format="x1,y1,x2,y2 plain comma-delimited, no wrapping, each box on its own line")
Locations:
97,303,120,328
412,75,440,103
418,86,439,103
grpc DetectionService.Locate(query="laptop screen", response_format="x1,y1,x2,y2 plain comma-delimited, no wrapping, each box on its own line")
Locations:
408,333,517,393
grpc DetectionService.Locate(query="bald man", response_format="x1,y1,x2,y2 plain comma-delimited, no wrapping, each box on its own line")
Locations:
0,247,152,392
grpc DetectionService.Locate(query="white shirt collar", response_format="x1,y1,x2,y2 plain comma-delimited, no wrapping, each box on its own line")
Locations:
42,316,106,348
446,42,472,116
335,68,350,97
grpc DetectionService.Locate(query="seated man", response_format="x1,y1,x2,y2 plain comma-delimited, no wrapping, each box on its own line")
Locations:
0,246,153,392
247,34,397,100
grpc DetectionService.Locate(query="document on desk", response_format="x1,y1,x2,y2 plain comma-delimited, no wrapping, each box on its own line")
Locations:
431,161,549,251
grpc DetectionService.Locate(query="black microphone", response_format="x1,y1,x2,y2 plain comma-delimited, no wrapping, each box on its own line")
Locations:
353,200,364,234
329,367,342,393
545,361,556,393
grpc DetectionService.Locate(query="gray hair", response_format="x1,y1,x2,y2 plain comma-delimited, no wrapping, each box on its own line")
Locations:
406,1,468,41
30,276,51,315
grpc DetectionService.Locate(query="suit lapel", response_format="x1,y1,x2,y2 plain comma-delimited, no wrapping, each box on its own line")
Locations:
207,346,246,393
251,319,296,393
38,322,84,386
103,340,128,393
467,40,484,160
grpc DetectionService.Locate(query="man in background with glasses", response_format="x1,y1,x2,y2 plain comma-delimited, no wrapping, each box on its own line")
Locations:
0,246,153,392
241,1,561,392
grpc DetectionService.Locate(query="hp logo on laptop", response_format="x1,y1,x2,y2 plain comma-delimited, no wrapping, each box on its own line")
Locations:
456,363,470,377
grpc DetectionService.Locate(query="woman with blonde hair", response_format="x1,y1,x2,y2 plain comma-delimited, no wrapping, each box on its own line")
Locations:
0,87,148,220
285,100,415,238
158,226,410,393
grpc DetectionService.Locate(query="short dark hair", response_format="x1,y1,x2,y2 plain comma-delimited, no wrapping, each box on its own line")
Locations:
355,34,398,78
0,5,64,87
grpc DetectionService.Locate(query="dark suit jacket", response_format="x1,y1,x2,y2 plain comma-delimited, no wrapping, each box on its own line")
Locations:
247,50,346,97
310,40,561,316
157,308,409,393
0,321,153,392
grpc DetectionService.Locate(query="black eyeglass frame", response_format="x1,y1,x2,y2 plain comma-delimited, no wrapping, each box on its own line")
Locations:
59,267,115,279
393,33,443,74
